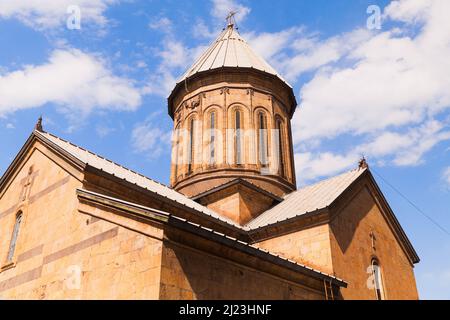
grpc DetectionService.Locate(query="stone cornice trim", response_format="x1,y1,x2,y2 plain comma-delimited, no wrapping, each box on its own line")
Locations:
76,188,346,288
76,188,170,224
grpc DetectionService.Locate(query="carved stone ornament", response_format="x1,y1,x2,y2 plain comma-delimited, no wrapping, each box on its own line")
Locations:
187,97,200,110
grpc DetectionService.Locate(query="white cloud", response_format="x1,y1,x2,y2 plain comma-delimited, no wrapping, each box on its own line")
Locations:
211,0,250,24
296,120,450,183
295,152,358,184
286,0,450,182
357,120,450,166
192,19,217,40
143,39,208,97
0,0,119,30
143,0,249,98
0,49,142,116
131,114,172,159
149,17,173,33
296,0,450,140
139,0,450,182
246,27,371,83
96,124,115,138
244,27,304,61
443,167,450,188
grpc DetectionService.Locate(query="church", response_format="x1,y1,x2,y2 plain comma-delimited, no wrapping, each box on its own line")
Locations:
0,19,419,300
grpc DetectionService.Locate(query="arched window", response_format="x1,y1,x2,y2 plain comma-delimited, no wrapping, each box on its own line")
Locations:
235,110,242,165
258,112,268,167
209,112,216,166
276,119,285,177
371,259,385,300
173,125,181,179
188,118,195,174
7,211,23,262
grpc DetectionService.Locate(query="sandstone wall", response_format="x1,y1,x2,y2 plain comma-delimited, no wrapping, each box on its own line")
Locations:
0,142,163,299
329,186,419,300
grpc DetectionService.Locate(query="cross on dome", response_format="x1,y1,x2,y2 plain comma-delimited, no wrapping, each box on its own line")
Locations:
226,11,237,28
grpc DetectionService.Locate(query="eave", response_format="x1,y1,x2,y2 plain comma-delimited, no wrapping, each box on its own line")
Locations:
76,188,347,288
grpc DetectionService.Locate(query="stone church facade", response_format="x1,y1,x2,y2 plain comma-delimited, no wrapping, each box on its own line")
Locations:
0,22,419,300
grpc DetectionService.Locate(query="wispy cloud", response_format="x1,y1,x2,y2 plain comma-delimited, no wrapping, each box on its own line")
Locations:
211,0,250,24
149,17,173,33
143,16,208,97
443,167,450,189
131,113,172,159
139,0,450,181
286,0,450,182
0,0,120,31
0,49,142,117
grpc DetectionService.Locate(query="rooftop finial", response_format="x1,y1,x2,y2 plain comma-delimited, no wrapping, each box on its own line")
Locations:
35,115,43,132
359,156,369,170
226,11,237,28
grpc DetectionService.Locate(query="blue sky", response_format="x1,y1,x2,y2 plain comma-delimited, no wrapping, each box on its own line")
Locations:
0,0,449,299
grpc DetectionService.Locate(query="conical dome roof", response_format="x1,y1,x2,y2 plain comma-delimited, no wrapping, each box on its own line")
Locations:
177,24,291,87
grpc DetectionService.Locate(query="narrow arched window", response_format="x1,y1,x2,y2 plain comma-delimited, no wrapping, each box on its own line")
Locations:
7,211,23,262
371,259,385,300
210,112,216,166
235,110,242,165
188,118,195,174
258,112,268,167
173,125,181,179
276,119,285,177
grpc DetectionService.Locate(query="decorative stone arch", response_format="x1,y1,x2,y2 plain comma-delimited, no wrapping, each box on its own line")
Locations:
171,121,183,183
185,113,200,175
273,114,287,177
253,106,272,168
370,256,386,300
226,104,249,166
4,209,24,265
202,105,224,168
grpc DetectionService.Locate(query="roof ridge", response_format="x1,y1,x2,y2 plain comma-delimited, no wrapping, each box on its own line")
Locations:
35,130,173,190
175,25,292,87
245,167,367,229
34,130,247,230
298,167,364,191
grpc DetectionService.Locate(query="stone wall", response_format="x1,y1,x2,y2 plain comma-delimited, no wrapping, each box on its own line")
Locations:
329,186,419,300
255,224,334,274
159,240,326,300
0,142,163,299
170,74,296,198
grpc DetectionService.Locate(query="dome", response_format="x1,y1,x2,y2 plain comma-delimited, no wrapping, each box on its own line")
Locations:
177,24,291,88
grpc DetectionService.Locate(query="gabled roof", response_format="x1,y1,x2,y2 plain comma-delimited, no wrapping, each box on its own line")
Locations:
191,178,283,203
177,24,291,88
76,188,347,287
246,168,367,229
33,130,242,229
0,128,419,264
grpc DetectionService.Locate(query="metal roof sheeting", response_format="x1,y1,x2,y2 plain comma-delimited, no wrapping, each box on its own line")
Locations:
35,130,365,231
35,130,242,229
246,168,367,229
178,25,291,87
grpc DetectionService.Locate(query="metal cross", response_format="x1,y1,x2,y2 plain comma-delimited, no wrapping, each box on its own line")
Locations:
226,11,237,27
